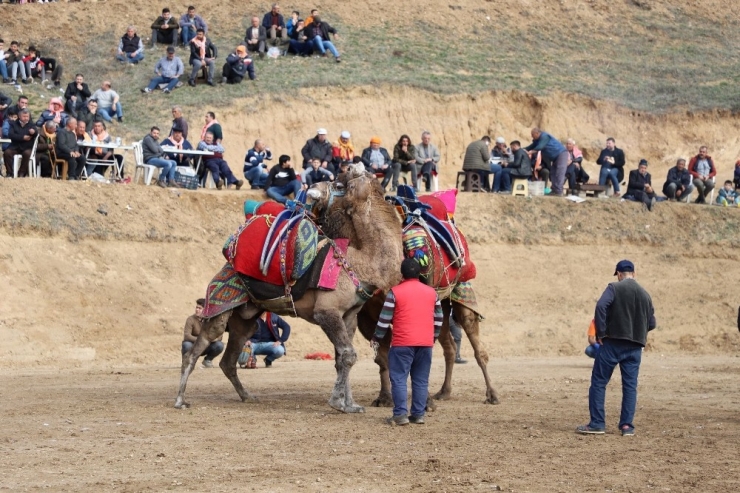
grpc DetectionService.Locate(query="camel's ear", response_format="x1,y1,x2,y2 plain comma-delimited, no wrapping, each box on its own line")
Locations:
307,188,323,200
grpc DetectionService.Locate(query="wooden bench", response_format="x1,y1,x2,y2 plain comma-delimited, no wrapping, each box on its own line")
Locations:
569,183,609,198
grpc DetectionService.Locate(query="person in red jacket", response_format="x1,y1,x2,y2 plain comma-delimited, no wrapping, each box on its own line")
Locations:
687,146,717,204
373,258,443,426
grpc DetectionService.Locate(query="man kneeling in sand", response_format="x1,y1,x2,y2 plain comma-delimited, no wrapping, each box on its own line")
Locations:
182,298,223,368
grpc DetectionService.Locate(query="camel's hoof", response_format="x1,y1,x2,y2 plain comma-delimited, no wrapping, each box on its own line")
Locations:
433,391,451,401
328,398,365,414
485,391,501,405
240,394,259,403
370,395,393,408
425,398,438,412
174,400,190,409
345,404,365,414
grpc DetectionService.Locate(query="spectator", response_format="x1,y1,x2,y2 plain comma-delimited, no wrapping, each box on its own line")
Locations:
716,180,739,207
23,45,63,87
141,46,184,94
35,97,68,129
3,108,37,177
626,159,656,211
361,136,395,190
142,126,179,188
286,10,300,37
200,111,222,143
91,81,124,123
75,120,91,144
244,16,267,59
241,312,291,368
179,5,208,46
188,28,217,87
301,128,333,171
170,106,188,139
508,140,532,180
117,26,145,64
5,41,29,84
288,18,313,56
596,137,625,197
303,157,334,186
34,47,63,88
416,131,440,192
0,39,9,83
393,134,418,190
332,130,354,167
76,99,105,131
735,160,740,189
197,132,243,190
462,136,492,191
565,138,589,193
55,117,85,180
35,121,57,178
662,158,693,202
151,7,179,48
87,121,122,178
1,108,17,153
490,136,512,193
64,73,91,117
243,138,272,188
305,9,318,27
525,128,569,196
161,126,193,168
265,154,302,203
221,45,255,83
0,88,10,115
182,298,223,369
7,95,31,120
262,3,287,49
306,15,341,62
687,146,716,204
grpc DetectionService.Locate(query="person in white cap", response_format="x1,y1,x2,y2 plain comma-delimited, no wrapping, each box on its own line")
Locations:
332,130,355,166
490,136,513,193
301,127,334,173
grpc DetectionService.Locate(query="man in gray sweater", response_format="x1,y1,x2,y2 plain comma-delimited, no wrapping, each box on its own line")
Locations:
142,126,179,188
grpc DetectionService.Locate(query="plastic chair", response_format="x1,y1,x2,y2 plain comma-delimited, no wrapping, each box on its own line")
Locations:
132,141,159,185
13,135,39,178
512,178,529,197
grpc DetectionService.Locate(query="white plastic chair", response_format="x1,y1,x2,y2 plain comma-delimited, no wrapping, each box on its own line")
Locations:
132,141,159,185
13,135,39,178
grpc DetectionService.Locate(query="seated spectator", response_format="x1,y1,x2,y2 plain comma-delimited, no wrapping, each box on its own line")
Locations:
221,45,255,83
687,146,716,204
663,158,694,202
2,108,37,177
1,108,17,153
266,154,302,203
305,9,318,28
64,73,91,117
287,18,313,56
91,81,124,123
243,138,272,188
170,106,189,139
240,311,290,368
508,140,532,180
161,126,193,168
717,180,740,207
393,134,418,190
35,97,68,128
7,95,31,122
75,120,91,144
244,16,267,59
5,41,29,85
117,26,145,65
332,130,354,167
0,89,10,115
565,138,589,193
55,117,85,180
262,3,288,49
151,8,179,48
626,159,656,211
286,10,300,37
141,46,184,94
303,157,334,186
35,121,58,178
462,136,492,191
197,132,243,190
87,121,123,178
596,137,625,197
305,15,340,62
188,28,217,87
142,126,179,188
301,128,333,171
179,6,208,46
490,136,512,193
338,159,351,175
0,39,9,84
23,45,63,87
200,111,222,143
735,160,740,189
182,298,223,369
76,99,105,131
361,136,396,190
416,131,440,192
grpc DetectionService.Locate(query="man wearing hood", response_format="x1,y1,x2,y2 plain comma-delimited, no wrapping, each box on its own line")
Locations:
35,97,69,129
221,45,255,83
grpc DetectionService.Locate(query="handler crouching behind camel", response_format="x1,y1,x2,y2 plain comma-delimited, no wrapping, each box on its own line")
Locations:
372,258,442,426
182,298,224,368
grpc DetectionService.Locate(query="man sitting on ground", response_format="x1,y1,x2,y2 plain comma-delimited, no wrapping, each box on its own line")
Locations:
244,16,267,59
306,15,341,62
288,18,313,56
361,136,395,190
141,46,184,94
188,28,217,87
262,3,287,50
182,299,223,369
416,131,440,192
663,158,693,202
197,132,243,190
3,108,37,177
117,26,145,64
265,154,302,204
221,45,255,83
508,140,532,181
55,117,85,180
23,45,63,87
462,136,492,191
303,157,334,186
63,74,91,118
301,128,334,172
161,126,193,168
243,138,272,188
241,311,291,368
5,41,30,85
151,8,179,48
142,126,179,188
76,99,105,131
179,5,208,46
91,81,124,123
565,138,589,193
626,159,656,211
687,145,716,204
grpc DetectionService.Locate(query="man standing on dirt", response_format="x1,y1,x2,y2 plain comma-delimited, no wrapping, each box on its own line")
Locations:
577,260,656,437
373,258,443,426
525,128,569,196
182,298,223,369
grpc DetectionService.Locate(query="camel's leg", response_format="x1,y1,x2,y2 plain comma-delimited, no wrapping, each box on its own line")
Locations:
454,302,499,404
219,312,259,403
433,300,456,402
175,311,230,409
341,306,363,409
357,296,393,407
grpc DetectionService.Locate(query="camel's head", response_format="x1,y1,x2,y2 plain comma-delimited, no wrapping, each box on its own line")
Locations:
344,174,383,215
306,181,345,219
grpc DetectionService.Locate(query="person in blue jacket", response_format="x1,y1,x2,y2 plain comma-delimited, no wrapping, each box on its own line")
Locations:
525,128,569,196
239,312,291,368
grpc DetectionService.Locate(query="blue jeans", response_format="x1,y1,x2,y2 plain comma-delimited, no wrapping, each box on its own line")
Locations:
250,341,286,364
289,40,314,56
389,346,433,418
147,157,177,183
99,103,124,122
245,165,268,188
267,181,302,203
489,163,502,192
599,165,620,192
181,25,197,45
0,60,8,79
116,52,145,63
588,338,642,430
311,36,340,58
146,75,180,92
205,158,238,185
182,340,224,361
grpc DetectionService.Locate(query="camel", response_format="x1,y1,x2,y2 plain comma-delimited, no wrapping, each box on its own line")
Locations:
174,173,405,412
308,175,500,408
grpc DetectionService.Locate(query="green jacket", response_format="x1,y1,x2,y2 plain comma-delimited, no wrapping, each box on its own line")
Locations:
462,139,490,172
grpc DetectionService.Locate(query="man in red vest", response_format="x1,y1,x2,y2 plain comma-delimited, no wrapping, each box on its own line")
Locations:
373,258,443,425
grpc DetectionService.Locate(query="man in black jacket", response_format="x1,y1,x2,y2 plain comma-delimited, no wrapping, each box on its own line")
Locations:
626,159,656,211
76,99,105,131
265,155,302,204
151,8,179,48
577,260,655,437
508,140,532,179
63,74,92,118
662,158,694,203
244,16,267,59
188,29,218,86
306,15,340,62
301,128,333,170
55,117,85,180
596,137,625,197
3,109,37,177
221,45,255,83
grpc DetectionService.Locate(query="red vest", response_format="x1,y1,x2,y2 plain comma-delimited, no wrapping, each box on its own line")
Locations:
390,279,437,347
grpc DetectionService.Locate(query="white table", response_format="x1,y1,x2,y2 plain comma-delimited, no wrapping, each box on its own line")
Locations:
0,139,9,144
161,146,214,174
79,142,134,180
